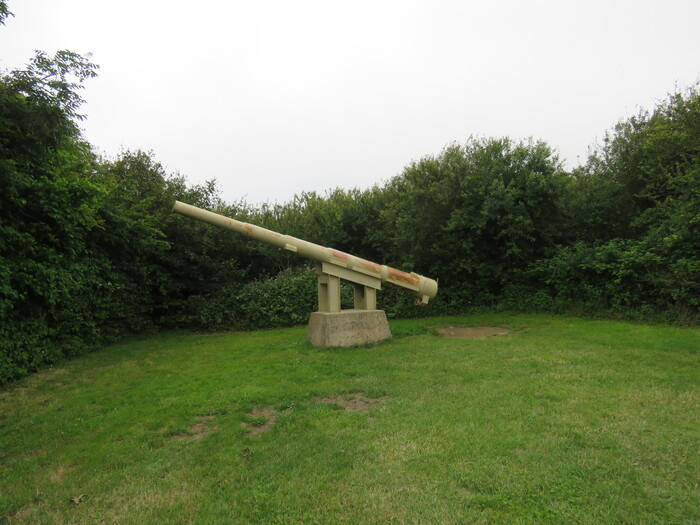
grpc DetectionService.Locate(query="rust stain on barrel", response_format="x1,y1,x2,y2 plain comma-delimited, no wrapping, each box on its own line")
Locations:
243,224,254,235
331,249,351,260
388,268,419,285
358,258,382,274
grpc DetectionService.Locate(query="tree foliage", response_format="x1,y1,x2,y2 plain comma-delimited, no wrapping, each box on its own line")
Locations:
535,86,700,318
0,1,12,26
381,138,567,302
1,50,102,380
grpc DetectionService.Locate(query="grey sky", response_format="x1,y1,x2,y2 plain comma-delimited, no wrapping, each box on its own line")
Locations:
1,0,698,205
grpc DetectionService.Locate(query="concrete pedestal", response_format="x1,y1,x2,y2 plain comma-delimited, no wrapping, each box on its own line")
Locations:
307,309,392,347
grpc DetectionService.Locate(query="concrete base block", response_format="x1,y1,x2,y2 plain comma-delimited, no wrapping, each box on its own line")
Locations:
307,309,392,347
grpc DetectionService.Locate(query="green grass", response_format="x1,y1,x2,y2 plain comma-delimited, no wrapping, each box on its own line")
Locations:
1,314,698,524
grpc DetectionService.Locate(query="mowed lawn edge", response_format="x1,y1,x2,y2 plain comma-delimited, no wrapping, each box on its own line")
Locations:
1,314,698,524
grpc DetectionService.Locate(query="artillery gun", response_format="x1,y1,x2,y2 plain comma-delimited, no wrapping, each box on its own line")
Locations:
172,201,438,347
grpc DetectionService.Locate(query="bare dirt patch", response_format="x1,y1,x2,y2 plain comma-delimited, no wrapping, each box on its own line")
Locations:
242,407,278,436
437,326,510,339
32,368,68,382
314,393,387,412
49,465,68,483
171,415,219,440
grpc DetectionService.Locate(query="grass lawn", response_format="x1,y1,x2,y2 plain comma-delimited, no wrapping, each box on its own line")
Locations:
1,314,698,524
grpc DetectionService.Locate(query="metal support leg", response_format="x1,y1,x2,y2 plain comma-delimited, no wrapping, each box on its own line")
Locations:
353,284,377,310
318,274,341,313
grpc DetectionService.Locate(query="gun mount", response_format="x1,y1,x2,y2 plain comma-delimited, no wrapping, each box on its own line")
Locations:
172,201,438,346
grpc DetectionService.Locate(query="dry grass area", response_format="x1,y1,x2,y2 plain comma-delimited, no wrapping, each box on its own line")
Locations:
170,415,219,440
242,407,279,436
314,393,387,412
436,326,510,338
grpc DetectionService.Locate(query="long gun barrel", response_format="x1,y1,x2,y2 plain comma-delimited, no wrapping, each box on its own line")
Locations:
172,200,438,305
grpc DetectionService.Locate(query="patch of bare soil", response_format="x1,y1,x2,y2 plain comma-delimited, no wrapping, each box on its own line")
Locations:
49,465,69,483
33,368,68,381
34,368,68,379
314,393,387,412
437,326,510,339
242,407,278,436
171,415,219,440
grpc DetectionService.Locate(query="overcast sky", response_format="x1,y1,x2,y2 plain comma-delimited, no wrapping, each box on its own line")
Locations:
1,0,698,205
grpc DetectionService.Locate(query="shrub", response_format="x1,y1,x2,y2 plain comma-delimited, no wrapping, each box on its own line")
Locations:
236,266,318,330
